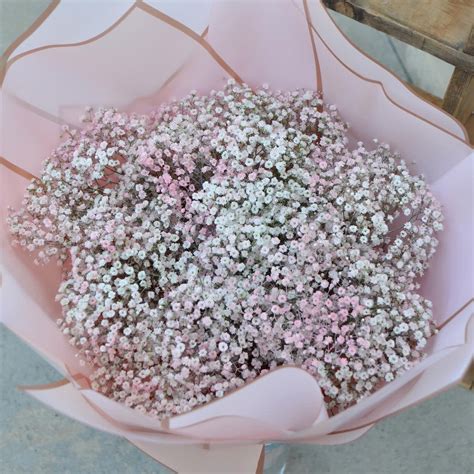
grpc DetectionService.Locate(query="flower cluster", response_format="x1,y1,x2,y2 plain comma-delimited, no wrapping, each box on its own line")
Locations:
8,80,443,417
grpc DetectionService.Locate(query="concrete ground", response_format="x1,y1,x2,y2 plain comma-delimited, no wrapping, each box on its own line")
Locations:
1,1,473,473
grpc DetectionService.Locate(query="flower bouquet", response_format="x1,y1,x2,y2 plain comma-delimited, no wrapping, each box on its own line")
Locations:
1,1,472,472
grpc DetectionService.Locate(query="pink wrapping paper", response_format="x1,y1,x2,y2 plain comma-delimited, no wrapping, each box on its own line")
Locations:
1,1,473,472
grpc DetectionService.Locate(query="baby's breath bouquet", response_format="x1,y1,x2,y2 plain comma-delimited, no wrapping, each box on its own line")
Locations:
1,1,472,472
8,81,444,419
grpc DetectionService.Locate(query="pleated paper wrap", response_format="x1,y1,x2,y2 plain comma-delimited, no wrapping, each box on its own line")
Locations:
1,1,473,472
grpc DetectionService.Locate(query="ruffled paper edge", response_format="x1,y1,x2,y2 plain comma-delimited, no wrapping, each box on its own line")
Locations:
0,0,471,147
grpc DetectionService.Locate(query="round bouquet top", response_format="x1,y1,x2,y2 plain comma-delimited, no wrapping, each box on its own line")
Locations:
8,81,443,418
